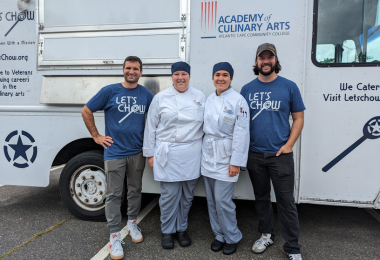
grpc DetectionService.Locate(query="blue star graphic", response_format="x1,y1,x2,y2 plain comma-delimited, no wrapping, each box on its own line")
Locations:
9,136,32,161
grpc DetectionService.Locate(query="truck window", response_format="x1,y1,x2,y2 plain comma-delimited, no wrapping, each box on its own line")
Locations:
313,0,380,66
316,44,335,63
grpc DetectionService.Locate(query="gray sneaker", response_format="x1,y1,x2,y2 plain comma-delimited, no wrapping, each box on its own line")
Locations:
287,253,303,260
252,234,274,254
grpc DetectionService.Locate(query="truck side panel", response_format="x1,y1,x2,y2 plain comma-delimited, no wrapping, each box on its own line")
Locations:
300,0,380,207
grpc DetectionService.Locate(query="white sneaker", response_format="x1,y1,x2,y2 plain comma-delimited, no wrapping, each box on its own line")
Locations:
252,233,274,254
127,220,143,243
109,232,125,260
287,253,303,260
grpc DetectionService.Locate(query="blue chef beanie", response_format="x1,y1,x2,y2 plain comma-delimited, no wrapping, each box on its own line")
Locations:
212,62,234,79
171,61,191,75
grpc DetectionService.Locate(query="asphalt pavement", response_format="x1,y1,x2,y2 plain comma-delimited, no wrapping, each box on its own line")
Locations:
1,168,380,260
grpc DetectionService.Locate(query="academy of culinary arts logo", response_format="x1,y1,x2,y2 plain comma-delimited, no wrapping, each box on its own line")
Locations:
201,1,218,38
200,1,291,39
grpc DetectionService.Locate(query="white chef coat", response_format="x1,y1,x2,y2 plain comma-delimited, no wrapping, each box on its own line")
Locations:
201,87,250,182
143,85,206,182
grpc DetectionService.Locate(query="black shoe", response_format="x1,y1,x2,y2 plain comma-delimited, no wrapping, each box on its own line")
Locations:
174,231,191,247
211,239,225,252
161,233,174,249
223,243,238,255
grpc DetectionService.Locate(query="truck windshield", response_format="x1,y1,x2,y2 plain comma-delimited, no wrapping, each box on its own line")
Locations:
314,0,380,65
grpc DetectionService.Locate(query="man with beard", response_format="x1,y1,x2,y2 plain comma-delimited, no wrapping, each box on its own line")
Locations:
81,56,154,260
240,43,305,260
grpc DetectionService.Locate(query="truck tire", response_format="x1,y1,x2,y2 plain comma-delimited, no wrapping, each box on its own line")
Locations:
59,150,127,221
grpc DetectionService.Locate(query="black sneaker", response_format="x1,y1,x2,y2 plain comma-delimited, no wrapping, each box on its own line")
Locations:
174,231,191,247
161,233,174,249
223,243,238,255
210,239,225,252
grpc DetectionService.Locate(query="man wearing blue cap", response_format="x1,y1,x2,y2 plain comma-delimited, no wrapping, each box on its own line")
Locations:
143,61,205,249
240,43,305,260
201,62,250,255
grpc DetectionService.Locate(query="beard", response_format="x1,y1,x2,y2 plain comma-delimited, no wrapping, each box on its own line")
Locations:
124,74,140,84
258,63,275,76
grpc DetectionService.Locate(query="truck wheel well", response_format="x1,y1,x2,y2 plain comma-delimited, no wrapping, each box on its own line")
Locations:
52,138,103,166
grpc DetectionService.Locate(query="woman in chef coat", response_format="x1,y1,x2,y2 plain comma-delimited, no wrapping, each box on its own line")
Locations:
143,62,205,249
201,62,250,255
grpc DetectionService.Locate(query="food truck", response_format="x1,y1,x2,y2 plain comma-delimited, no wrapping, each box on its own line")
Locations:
1,0,380,220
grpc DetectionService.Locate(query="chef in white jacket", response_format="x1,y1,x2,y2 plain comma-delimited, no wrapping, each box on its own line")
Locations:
201,62,250,255
143,62,205,249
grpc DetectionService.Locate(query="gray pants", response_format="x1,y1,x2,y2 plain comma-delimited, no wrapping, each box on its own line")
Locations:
203,176,242,244
159,178,199,234
105,153,145,234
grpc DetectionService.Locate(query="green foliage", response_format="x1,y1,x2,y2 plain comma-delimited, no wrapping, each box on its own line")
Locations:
319,58,335,63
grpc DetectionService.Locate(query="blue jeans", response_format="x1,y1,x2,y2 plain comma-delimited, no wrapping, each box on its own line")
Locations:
247,151,301,254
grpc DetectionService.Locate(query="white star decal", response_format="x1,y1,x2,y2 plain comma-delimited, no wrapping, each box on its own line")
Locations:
370,120,380,134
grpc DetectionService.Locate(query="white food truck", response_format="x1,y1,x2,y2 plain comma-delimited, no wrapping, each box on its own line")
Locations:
1,0,380,221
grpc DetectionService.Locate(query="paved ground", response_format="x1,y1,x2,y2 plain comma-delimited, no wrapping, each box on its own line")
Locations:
1,168,380,260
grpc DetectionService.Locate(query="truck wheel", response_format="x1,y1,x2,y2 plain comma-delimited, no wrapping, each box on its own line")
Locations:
59,151,127,221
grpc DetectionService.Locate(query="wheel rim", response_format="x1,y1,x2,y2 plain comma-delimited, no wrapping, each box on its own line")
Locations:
69,165,106,211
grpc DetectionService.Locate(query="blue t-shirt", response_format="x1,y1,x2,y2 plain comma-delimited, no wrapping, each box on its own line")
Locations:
240,76,305,154
86,83,154,160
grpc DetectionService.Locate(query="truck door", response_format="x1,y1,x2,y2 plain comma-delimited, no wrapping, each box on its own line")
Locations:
37,0,188,69
301,0,380,207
